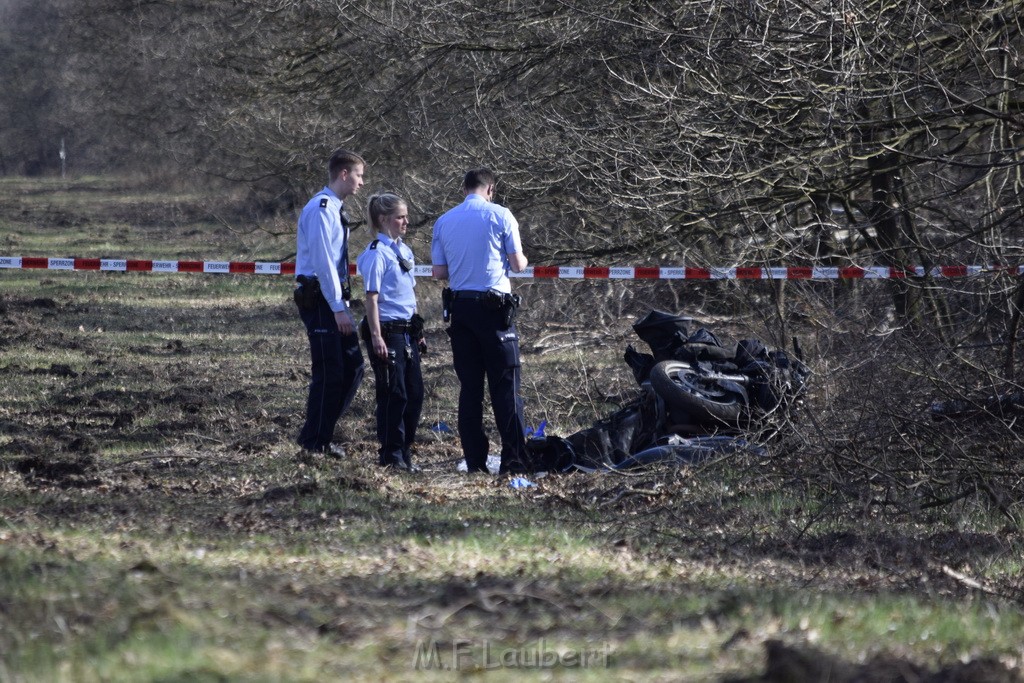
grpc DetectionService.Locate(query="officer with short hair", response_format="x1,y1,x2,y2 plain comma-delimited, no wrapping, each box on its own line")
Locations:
431,168,531,474
293,148,366,456
357,192,425,472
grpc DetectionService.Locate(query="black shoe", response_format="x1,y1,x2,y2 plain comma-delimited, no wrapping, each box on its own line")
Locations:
498,457,532,475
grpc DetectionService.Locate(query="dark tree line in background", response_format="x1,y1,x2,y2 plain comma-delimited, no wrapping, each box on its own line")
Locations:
3,0,1023,339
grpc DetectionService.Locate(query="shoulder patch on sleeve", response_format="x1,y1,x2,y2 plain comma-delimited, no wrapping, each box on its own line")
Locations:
319,198,328,208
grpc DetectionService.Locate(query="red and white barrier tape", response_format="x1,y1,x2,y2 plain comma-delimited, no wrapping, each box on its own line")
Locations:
0,256,1018,280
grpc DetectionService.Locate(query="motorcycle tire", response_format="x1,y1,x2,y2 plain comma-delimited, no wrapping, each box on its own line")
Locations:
649,360,743,424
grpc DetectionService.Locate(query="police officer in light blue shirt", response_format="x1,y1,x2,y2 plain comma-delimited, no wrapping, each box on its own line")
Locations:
293,148,366,456
431,193,521,295
431,168,531,474
357,193,424,472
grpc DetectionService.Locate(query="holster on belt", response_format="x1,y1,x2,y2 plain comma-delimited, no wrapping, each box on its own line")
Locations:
293,275,322,310
501,293,522,329
441,287,453,323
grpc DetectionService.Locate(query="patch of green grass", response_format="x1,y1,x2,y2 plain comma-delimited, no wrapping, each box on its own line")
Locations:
5,517,1023,682
8,453,1022,683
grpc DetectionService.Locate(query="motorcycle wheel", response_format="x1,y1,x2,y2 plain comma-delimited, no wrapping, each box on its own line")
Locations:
649,360,743,424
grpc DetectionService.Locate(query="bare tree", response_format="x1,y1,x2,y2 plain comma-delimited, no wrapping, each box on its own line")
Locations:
45,0,1024,337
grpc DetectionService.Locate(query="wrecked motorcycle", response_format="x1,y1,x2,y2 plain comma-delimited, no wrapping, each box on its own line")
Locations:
629,310,810,429
526,310,811,472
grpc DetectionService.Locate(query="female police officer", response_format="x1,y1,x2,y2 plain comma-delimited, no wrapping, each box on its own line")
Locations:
357,193,425,472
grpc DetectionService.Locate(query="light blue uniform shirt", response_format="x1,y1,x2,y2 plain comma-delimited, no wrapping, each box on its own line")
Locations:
431,193,522,294
357,233,418,322
295,187,349,312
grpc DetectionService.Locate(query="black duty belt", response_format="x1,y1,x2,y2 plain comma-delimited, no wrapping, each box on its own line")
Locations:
451,290,490,300
380,319,413,333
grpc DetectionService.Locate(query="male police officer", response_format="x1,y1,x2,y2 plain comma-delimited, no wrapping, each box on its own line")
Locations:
431,168,531,474
293,148,366,455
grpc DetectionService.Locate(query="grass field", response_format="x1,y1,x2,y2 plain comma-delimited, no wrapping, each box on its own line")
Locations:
1,176,1022,682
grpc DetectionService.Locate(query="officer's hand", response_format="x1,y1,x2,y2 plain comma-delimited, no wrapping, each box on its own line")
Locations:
372,333,389,360
335,309,356,336
417,337,428,356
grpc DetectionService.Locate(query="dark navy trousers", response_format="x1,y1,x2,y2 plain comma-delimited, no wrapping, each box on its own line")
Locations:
297,298,364,451
448,299,529,473
364,331,424,468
